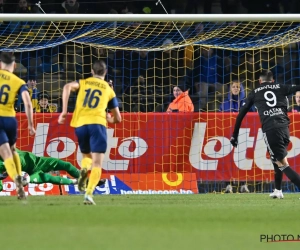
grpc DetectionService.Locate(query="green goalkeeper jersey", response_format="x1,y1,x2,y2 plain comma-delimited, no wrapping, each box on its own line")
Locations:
0,149,60,175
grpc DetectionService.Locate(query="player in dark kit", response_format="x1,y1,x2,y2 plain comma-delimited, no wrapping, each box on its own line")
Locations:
230,70,300,199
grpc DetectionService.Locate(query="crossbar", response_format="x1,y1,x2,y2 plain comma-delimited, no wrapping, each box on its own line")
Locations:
0,14,299,22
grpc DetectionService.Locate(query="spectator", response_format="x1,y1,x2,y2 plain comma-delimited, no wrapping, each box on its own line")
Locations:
288,91,300,112
35,91,57,113
127,76,154,112
59,0,80,14
166,84,194,112
154,39,184,104
236,55,260,96
219,81,245,112
17,0,31,13
193,47,224,96
123,50,154,95
27,80,39,110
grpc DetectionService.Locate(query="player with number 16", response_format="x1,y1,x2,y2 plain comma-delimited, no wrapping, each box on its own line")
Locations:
231,70,300,199
58,60,121,205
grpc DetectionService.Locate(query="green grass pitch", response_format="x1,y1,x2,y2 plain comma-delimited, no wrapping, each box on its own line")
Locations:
1,194,300,250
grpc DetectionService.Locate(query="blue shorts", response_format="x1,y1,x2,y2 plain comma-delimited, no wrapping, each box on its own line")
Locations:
75,124,107,154
0,117,17,147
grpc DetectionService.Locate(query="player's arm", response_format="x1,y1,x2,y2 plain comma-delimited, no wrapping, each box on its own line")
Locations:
106,91,122,124
230,92,255,147
107,107,122,124
58,81,79,124
21,85,35,135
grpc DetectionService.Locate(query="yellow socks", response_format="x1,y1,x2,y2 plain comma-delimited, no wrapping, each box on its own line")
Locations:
85,167,101,196
4,158,18,180
13,153,22,176
81,157,92,170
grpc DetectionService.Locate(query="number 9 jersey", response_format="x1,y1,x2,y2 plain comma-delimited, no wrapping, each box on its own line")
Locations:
240,82,300,132
70,77,119,128
0,69,27,117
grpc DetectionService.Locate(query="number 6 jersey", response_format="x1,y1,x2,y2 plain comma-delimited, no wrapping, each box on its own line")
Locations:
70,77,118,128
234,82,300,134
0,69,27,117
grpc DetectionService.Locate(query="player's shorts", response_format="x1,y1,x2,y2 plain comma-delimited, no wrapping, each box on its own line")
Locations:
75,124,107,154
263,127,290,162
0,117,17,147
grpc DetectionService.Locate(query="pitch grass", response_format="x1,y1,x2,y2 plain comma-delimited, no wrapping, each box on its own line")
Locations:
0,194,300,250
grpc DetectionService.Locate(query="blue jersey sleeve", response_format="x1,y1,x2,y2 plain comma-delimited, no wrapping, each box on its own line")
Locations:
107,97,119,110
18,85,29,95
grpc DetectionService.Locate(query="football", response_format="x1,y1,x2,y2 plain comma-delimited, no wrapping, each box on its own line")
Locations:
21,171,30,186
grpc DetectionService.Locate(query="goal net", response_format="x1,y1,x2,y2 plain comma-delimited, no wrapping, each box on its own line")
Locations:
1,14,300,196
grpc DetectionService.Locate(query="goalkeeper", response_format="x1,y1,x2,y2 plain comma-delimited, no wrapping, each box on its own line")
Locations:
0,149,106,191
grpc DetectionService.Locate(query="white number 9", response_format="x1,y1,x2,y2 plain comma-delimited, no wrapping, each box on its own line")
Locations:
264,91,277,107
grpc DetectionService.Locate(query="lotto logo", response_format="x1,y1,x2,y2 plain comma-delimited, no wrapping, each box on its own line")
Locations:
0,181,60,196
31,123,148,171
189,122,300,171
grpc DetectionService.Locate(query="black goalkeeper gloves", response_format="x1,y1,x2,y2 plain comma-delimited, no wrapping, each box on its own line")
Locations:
230,136,238,148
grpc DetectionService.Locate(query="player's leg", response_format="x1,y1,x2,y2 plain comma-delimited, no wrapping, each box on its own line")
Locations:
40,156,106,186
263,132,284,198
273,162,283,190
11,145,22,176
37,157,81,179
84,125,107,205
0,141,17,180
54,160,80,179
276,157,300,189
84,153,103,205
269,162,284,199
266,128,300,193
30,171,76,185
0,118,25,199
75,125,92,192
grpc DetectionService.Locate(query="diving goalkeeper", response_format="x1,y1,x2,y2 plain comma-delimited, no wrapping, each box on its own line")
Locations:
0,149,106,191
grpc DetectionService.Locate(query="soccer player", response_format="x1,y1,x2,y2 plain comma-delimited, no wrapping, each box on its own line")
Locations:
0,148,106,189
58,60,121,205
0,52,35,200
230,70,300,199
0,148,79,186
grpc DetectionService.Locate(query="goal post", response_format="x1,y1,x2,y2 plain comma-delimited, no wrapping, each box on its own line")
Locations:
0,14,300,195
1,13,300,22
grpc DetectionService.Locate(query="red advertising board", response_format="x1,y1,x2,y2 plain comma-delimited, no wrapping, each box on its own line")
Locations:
15,113,300,182
0,172,198,196
0,178,61,196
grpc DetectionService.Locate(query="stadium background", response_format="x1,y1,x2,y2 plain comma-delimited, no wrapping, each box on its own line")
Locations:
1,0,300,195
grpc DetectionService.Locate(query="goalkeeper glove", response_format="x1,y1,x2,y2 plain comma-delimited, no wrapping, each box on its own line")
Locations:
230,136,238,148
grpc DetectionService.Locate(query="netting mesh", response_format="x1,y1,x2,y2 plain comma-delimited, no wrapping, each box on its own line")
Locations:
3,18,300,194
12,42,298,113
1,21,300,51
